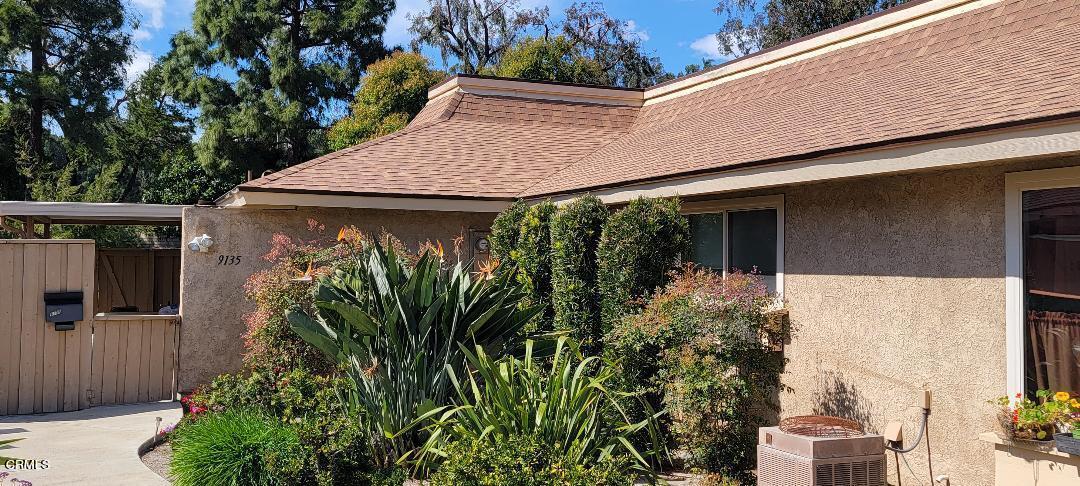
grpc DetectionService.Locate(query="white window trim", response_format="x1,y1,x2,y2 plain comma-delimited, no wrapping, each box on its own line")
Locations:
1004,166,1080,398
682,195,785,297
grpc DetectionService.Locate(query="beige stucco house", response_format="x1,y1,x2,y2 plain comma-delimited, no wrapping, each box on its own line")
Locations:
178,0,1080,483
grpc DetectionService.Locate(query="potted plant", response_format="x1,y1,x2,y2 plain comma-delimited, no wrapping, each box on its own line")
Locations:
1050,391,1080,455
992,390,1062,442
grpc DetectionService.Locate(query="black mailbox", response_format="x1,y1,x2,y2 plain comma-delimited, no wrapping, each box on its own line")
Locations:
44,291,83,331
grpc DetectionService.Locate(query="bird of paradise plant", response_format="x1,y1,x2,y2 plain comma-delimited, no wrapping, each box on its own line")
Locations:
287,239,543,470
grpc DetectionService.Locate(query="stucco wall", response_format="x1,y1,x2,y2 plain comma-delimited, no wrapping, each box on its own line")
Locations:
772,156,1080,486
178,205,496,391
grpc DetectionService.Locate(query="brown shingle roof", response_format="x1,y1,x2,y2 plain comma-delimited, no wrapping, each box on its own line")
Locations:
240,0,1080,201
240,92,636,199
522,0,1080,196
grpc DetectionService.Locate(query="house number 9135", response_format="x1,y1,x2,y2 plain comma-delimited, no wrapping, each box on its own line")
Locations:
218,255,242,265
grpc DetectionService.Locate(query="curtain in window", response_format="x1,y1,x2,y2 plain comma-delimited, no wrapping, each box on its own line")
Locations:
1027,310,1080,394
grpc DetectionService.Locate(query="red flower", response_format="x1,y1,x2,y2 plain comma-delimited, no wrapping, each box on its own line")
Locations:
1016,392,1023,399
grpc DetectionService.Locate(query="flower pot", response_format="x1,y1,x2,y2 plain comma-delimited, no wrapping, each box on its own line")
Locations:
1055,432,1080,455
1008,423,1057,442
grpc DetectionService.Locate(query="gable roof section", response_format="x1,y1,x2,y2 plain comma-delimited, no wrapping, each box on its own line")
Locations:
238,90,638,200
234,0,1080,206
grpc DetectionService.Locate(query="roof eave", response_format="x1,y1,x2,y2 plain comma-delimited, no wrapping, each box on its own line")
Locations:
218,187,512,213
532,115,1080,204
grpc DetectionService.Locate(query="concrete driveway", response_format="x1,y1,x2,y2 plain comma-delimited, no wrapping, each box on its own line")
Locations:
0,401,181,485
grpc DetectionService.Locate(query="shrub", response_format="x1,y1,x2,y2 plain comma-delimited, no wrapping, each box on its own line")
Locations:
419,338,664,477
171,410,304,486
242,222,364,374
597,197,690,335
287,240,542,468
551,195,608,352
184,368,372,485
489,199,528,269
429,434,635,486
607,266,787,480
514,200,557,333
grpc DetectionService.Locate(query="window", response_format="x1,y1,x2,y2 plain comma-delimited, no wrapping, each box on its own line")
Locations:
1006,167,1080,398
684,196,783,294
1022,187,1080,396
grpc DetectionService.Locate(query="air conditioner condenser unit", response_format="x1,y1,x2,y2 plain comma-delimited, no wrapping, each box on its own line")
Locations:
757,425,885,486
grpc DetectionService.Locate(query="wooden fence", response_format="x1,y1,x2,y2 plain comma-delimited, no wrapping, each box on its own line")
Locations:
0,240,181,415
96,248,180,313
90,314,180,406
0,240,95,415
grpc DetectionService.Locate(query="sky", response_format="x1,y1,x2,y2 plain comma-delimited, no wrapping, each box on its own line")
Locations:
126,0,733,84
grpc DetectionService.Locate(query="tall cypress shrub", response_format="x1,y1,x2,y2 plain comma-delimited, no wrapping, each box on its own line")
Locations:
551,195,608,351
489,199,528,269
597,197,690,334
516,200,557,332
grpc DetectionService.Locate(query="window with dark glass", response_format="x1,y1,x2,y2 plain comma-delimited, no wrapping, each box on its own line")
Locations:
1023,187,1080,396
688,208,778,292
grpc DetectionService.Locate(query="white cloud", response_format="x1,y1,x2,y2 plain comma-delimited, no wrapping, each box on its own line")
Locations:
624,20,649,42
690,34,725,60
133,0,166,30
133,28,153,42
126,49,154,84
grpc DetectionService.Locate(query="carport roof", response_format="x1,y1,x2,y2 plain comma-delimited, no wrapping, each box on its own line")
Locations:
0,201,184,225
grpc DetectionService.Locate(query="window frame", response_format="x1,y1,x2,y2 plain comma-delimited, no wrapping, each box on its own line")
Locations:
682,195,785,297
1005,166,1080,398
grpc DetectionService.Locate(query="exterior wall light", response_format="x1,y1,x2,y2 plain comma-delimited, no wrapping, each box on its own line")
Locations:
187,234,214,252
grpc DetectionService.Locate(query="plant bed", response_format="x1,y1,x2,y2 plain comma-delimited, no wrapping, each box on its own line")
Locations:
1055,433,1080,455
140,440,173,482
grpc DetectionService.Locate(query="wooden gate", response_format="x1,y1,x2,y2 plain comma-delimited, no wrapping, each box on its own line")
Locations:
0,240,180,415
89,314,180,406
0,240,95,415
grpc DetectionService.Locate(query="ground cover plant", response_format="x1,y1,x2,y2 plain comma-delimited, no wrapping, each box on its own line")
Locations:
429,434,636,486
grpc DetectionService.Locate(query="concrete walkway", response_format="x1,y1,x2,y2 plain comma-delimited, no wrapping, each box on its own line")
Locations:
0,401,181,485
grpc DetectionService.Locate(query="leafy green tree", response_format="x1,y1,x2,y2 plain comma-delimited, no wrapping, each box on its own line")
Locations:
409,0,545,74
557,2,666,88
0,0,131,192
492,36,604,84
327,52,445,151
713,0,906,56
109,65,198,203
0,103,29,199
160,0,394,177
411,1,665,87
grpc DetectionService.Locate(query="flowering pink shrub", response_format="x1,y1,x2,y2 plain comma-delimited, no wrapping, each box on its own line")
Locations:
242,223,417,373
606,264,788,481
